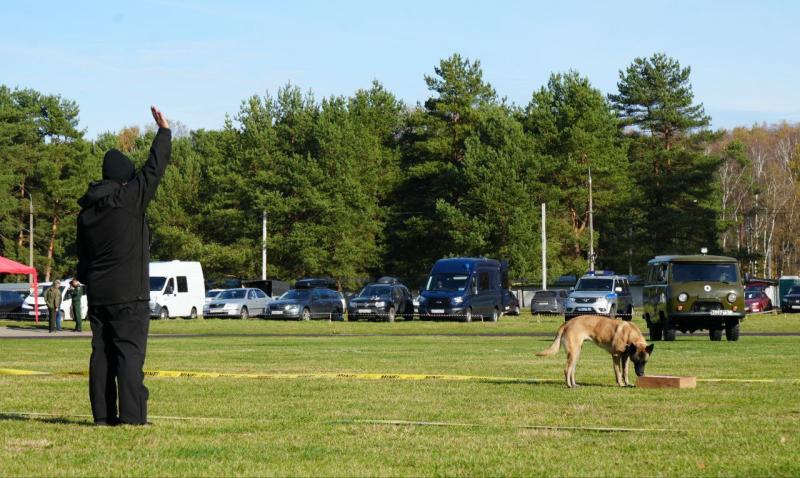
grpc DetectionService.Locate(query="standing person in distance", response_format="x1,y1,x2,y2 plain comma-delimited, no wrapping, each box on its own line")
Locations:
45,280,62,333
65,279,85,332
76,106,171,426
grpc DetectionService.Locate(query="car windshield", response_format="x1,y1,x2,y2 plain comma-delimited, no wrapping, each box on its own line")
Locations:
534,291,556,298
671,263,738,283
218,289,246,300
745,292,760,300
359,285,391,298
206,290,221,298
280,289,310,300
575,279,613,292
789,286,800,295
150,277,167,292
425,274,469,292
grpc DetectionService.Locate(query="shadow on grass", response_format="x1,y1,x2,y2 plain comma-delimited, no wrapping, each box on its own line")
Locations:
0,413,94,427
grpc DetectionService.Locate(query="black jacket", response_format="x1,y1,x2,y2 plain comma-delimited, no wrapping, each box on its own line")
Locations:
77,128,171,306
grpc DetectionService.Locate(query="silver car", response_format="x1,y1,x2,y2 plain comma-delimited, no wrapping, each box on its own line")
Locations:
203,288,272,319
564,274,633,321
530,289,569,315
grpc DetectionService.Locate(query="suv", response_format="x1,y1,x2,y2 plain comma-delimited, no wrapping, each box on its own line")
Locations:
564,273,633,321
348,277,414,322
643,255,745,341
531,289,569,315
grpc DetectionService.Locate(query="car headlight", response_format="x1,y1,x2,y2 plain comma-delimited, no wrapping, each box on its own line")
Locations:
678,293,688,303
285,305,300,312
595,298,608,307
224,303,238,310
452,297,464,305
375,301,386,307
727,293,737,304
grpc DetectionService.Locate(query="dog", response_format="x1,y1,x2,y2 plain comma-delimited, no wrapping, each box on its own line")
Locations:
537,315,654,388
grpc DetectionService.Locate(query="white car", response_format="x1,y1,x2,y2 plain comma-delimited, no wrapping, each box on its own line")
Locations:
204,288,272,319
22,279,88,321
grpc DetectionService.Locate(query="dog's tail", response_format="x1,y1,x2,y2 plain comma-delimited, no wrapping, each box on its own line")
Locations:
536,322,567,356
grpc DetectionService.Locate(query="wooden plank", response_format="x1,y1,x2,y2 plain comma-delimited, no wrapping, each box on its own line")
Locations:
636,375,697,389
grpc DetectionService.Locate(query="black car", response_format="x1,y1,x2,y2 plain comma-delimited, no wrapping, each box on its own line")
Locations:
348,277,414,322
265,287,344,320
780,285,800,313
0,290,27,318
501,289,521,316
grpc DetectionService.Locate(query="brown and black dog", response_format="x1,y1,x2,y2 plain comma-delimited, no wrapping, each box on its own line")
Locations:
537,315,654,388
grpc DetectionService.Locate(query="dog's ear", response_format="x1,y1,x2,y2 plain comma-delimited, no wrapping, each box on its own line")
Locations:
645,343,654,354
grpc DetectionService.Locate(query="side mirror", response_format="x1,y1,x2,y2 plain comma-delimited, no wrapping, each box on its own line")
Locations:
615,286,623,293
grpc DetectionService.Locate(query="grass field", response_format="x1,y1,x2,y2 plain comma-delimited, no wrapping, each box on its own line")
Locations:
1,312,798,476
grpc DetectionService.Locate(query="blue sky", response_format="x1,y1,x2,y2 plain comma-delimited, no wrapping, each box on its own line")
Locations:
2,0,799,138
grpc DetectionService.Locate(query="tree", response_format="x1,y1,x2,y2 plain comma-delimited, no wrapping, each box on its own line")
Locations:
609,54,720,262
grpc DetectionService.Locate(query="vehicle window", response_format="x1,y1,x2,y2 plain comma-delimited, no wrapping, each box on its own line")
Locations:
478,272,490,292
218,289,246,300
312,289,321,299
150,277,167,292
254,289,267,298
359,285,392,298
280,289,310,300
206,290,221,298
177,276,188,293
671,263,739,283
392,287,402,301
789,286,800,295
165,278,175,294
656,265,668,283
575,279,613,292
534,291,556,299
425,274,469,292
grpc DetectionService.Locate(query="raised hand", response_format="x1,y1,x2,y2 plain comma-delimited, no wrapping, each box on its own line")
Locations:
150,105,169,129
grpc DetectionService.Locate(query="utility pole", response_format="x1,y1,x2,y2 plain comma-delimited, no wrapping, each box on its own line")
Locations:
588,168,595,272
261,210,267,280
21,188,34,284
541,203,547,291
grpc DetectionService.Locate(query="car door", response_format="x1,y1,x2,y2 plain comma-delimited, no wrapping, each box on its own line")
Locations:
310,289,324,318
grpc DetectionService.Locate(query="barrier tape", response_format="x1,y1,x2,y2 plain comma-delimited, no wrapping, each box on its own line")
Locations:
2,367,799,384
337,419,685,433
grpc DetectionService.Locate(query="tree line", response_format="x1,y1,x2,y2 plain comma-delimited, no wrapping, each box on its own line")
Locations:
2,53,799,289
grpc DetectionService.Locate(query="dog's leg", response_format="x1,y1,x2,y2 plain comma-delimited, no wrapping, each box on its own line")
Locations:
613,355,625,386
622,354,632,386
565,347,581,388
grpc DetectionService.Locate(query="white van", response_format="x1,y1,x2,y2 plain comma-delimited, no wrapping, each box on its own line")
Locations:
22,279,88,321
149,261,206,319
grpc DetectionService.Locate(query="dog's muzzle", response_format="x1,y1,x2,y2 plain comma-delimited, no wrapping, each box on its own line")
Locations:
634,363,646,377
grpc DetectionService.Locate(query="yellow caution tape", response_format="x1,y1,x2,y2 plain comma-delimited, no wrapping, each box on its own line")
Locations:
1,367,798,384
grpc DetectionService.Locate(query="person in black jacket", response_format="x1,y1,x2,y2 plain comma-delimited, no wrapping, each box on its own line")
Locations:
77,106,171,426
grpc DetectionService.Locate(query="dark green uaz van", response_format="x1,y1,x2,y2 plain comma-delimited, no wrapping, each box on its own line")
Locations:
643,254,745,342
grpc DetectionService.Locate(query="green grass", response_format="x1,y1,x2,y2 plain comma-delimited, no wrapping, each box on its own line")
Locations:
1,314,799,476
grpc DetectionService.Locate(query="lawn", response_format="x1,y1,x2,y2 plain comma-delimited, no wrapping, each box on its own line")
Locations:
1,313,798,476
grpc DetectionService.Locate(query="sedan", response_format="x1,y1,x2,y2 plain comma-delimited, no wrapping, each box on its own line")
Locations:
203,288,271,319
744,290,771,313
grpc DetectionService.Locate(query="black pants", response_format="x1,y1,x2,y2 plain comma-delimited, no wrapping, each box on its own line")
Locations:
89,301,150,425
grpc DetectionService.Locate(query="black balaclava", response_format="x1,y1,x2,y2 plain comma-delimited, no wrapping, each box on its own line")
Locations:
102,149,135,182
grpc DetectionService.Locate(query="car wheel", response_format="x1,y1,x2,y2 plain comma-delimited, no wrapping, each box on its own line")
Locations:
624,306,633,321
387,306,396,323
190,307,198,319
301,308,311,321
331,308,342,321
240,306,249,320
463,308,472,323
709,327,723,341
663,317,676,341
159,307,169,320
725,321,740,341
649,323,663,341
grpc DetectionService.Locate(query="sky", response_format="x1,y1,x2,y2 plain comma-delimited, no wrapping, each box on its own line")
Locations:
2,0,799,138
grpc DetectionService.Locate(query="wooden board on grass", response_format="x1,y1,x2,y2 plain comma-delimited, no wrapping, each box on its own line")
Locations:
637,375,697,388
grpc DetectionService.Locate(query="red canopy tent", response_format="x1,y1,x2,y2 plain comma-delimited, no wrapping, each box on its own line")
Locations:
0,256,39,323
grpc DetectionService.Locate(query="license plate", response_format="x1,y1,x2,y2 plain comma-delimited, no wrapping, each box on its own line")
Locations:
357,309,372,314
578,307,593,312
710,310,734,316
792,305,800,310
270,310,283,315
430,309,445,314
538,302,549,305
